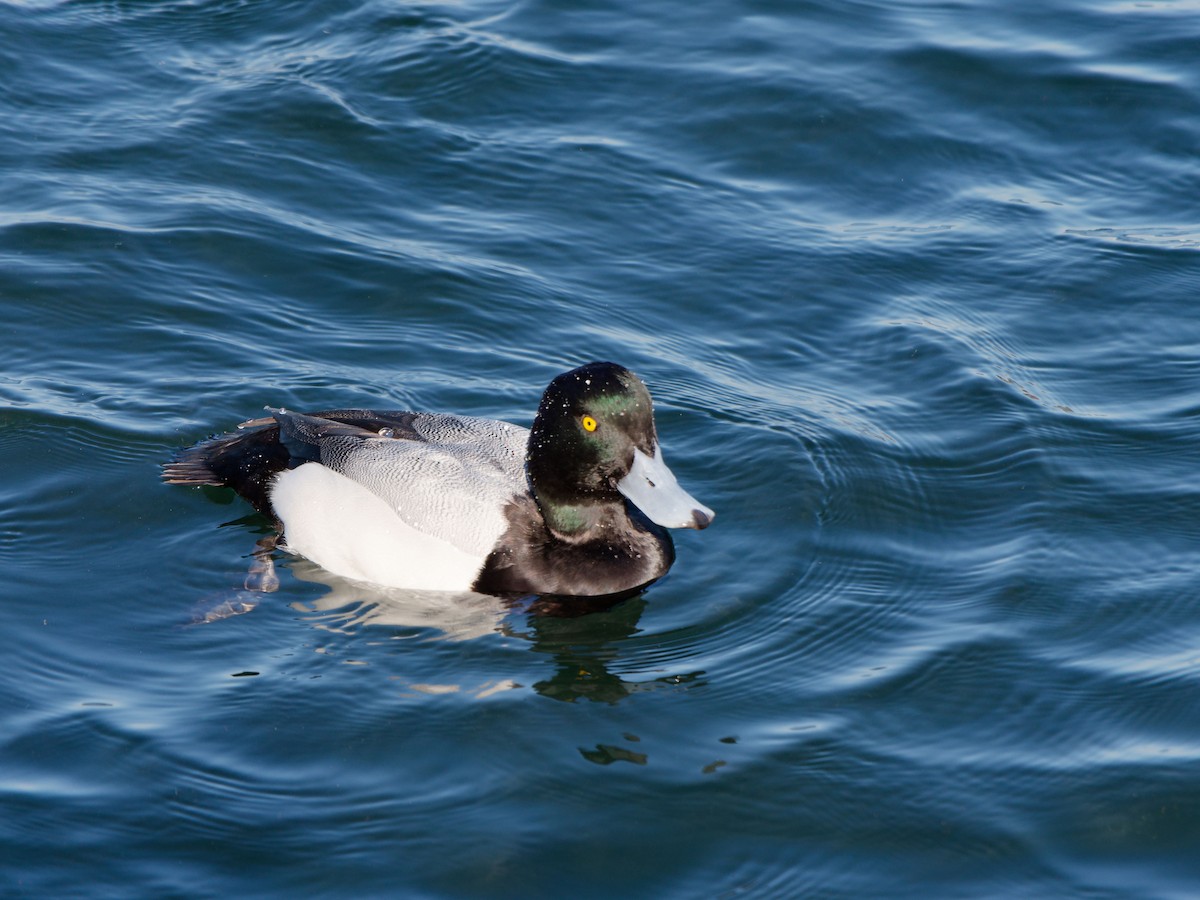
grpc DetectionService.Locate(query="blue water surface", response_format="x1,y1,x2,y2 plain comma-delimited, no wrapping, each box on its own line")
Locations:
2,0,1200,896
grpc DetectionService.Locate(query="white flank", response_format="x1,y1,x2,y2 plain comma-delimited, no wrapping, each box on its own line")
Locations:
271,463,490,591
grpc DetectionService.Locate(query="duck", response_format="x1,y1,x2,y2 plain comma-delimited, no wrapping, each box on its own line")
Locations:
163,362,714,598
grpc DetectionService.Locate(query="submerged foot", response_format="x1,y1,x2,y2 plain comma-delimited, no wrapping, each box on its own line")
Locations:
189,591,260,624
244,535,280,593
187,536,281,625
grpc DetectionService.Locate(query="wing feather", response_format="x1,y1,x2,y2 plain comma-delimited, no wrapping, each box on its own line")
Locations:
272,409,528,558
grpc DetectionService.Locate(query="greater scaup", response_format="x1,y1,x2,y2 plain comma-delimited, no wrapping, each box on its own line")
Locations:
164,362,714,598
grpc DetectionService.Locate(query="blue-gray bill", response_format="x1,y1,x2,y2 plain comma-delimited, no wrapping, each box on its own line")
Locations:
616,446,714,530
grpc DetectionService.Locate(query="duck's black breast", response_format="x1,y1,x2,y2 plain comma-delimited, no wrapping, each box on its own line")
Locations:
472,496,676,598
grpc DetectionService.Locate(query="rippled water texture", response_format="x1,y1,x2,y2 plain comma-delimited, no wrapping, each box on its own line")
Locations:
2,0,1199,896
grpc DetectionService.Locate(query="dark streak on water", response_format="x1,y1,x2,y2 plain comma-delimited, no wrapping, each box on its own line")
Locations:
2,0,1199,897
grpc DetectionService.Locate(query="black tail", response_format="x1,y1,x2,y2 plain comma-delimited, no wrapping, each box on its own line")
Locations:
161,437,231,486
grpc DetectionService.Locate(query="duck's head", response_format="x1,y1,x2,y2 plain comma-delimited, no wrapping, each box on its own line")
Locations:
527,361,715,537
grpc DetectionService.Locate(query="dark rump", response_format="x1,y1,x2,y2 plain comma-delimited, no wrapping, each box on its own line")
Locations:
162,425,292,516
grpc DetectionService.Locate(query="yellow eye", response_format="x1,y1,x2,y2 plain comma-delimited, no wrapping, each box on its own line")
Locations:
581,415,597,432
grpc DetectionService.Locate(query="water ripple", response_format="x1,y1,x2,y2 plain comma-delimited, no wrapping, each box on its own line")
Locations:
3,0,1200,894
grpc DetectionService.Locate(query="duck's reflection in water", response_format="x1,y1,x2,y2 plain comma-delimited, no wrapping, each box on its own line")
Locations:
286,558,510,642
505,595,651,704
212,554,694,705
